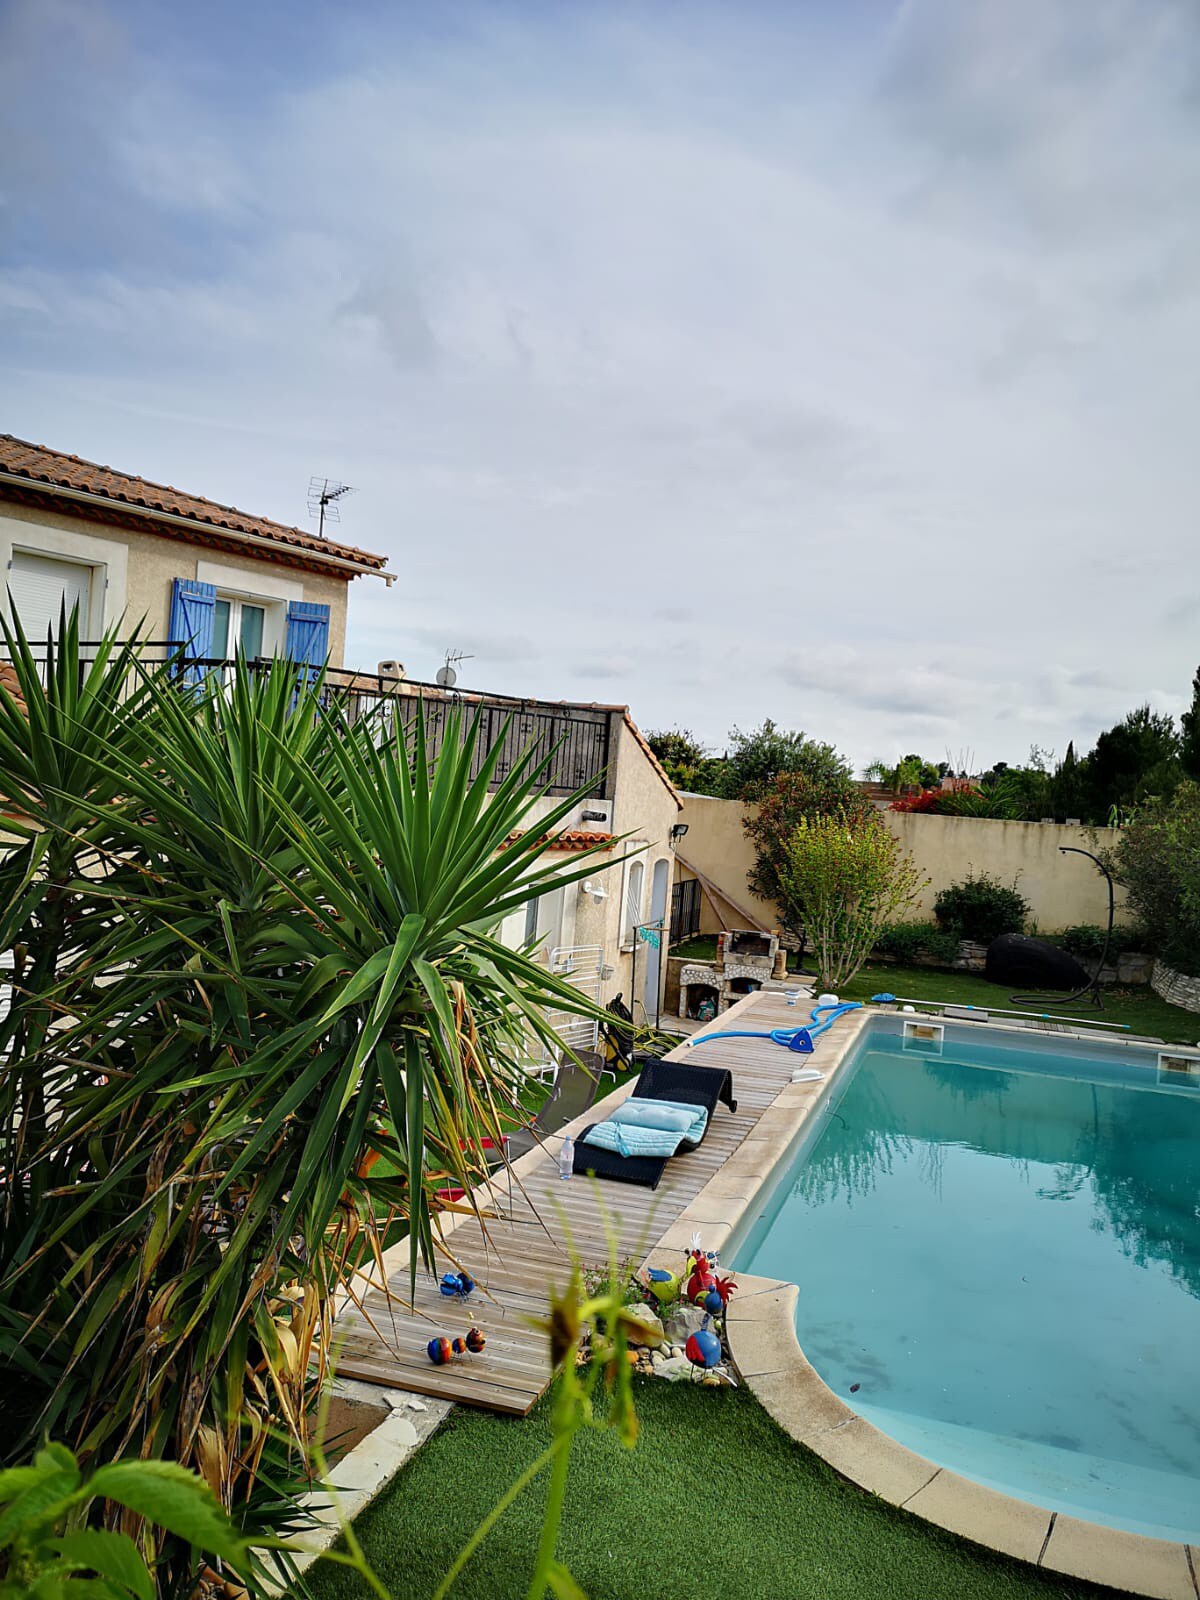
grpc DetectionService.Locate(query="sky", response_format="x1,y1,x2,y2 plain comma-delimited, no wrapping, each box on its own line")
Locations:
2,0,1199,774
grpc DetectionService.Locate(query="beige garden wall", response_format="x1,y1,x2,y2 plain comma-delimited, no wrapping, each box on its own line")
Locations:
886,813,1127,929
676,793,1126,934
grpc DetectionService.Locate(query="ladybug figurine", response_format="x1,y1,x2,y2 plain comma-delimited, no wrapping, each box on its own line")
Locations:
427,1327,486,1364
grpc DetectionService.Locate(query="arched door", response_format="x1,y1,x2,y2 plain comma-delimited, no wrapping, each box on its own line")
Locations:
643,858,670,1020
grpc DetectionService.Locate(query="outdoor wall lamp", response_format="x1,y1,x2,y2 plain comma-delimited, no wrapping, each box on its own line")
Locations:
669,823,689,848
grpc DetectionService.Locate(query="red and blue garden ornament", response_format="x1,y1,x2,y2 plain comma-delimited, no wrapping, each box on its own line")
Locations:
685,1315,722,1372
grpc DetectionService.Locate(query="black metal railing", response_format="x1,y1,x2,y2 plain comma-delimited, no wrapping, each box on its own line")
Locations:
1,640,186,695
1,644,614,799
194,660,615,799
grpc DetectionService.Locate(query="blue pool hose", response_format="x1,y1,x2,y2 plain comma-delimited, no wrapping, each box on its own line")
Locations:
687,1000,863,1055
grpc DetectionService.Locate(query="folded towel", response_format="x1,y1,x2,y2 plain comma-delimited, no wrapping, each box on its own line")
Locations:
609,1099,708,1137
582,1120,686,1159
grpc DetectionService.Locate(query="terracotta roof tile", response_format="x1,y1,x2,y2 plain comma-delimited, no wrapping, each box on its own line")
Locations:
0,434,387,574
503,830,615,852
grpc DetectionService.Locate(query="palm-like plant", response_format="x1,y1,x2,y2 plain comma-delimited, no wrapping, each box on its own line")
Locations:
0,629,617,1583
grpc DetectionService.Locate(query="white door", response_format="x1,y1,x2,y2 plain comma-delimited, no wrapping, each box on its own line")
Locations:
8,551,94,641
643,858,670,1019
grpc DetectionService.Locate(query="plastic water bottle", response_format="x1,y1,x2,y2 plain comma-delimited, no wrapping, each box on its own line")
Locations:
559,1135,574,1180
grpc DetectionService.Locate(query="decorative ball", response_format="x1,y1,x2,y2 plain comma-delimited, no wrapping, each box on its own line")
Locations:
465,1326,486,1353
427,1337,453,1365
703,1287,725,1316
457,1271,475,1297
685,1326,722,1370
451,1337,467,1356
439,1274,460,1297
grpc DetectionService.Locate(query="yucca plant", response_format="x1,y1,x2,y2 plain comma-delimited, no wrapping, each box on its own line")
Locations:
0,630,620,1587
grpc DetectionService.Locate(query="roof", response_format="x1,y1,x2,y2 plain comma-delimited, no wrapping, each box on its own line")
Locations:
0,434,388,578
504,830,615,851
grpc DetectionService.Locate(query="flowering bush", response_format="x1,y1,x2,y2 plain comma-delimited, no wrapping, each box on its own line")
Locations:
779,812,926,989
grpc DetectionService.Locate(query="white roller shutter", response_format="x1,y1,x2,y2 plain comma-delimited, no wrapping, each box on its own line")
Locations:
8,551,94,640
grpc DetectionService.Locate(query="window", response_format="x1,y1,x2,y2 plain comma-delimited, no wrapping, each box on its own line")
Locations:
622,859,645,948
212,596,268,660
8,550,95,640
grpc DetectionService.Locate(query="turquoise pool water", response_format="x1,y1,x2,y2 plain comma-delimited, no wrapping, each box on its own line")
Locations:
733,1021,1200,1542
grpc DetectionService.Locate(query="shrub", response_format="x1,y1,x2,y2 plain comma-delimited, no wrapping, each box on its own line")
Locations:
1106,780,1200,975
779,812,925,989
872,919,962,966
934,872,1029,943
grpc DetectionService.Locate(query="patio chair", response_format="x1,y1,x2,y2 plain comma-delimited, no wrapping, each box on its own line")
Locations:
505,1050,606,1161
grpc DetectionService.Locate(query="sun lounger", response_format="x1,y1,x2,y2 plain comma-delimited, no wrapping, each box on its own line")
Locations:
572,1059,737,1189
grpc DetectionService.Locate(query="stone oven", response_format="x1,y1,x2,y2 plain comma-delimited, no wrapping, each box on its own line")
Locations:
678,928,786,1020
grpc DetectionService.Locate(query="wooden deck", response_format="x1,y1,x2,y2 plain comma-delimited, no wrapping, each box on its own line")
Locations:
333,988,817,1415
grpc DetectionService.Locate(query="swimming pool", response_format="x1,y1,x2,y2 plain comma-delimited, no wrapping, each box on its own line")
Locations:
732,1017,1200,1543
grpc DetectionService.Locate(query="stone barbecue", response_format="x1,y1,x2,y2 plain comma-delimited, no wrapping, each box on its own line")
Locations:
678,928,787,1021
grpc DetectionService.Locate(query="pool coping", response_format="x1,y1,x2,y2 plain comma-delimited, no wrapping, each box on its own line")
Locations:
642,1006,1200,1600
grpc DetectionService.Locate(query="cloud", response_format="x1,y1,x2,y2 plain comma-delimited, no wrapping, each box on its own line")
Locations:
1,0,1197,773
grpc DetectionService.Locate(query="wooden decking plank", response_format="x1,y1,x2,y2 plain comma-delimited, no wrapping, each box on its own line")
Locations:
332,991,828,1414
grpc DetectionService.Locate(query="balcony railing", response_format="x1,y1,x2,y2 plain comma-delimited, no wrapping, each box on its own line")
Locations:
195,660,615,799
1,645,614,799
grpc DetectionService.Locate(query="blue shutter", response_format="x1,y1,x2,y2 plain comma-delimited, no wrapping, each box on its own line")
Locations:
285,601,331,671
168,579,216,685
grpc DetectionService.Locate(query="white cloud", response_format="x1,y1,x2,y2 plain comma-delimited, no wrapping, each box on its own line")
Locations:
1,0,1198,773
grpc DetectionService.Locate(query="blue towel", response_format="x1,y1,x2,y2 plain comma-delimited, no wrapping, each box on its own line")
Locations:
582,1100,707,1159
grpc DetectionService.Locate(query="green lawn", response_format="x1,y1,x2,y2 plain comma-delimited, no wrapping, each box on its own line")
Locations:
839,963,1200,1046
670,940,1200,1046
304,1379,1111,1600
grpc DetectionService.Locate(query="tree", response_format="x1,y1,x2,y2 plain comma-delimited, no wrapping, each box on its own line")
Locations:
0,623,616,1579
1180,666,1200,782
745,770,876,935
866,754,940,793
644,727,725,794
1053,739,1086,820
778,811,925,989
1081,704,1181,822
720,719,852,800
1105,780,1200,975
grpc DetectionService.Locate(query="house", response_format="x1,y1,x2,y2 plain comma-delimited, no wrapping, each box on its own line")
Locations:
0,435,389,667
0,433,680,1030
369,676,684,1033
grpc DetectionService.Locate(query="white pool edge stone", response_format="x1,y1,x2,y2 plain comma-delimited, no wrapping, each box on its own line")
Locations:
644,1005,1200,1600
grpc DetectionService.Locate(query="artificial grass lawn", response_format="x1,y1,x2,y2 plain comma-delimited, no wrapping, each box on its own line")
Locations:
839,962,1200,1046
304,1380,1114,1600
670,939,1200,1046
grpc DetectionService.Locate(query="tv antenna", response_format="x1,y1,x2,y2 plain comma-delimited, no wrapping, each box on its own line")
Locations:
307,477,355,540
436,649,474,689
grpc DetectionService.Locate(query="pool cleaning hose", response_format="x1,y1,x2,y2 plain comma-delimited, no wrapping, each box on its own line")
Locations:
686,1000,862,1055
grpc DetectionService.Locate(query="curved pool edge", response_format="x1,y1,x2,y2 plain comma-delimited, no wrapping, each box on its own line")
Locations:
726,1283,1199,1600
640,1005,1200,1600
